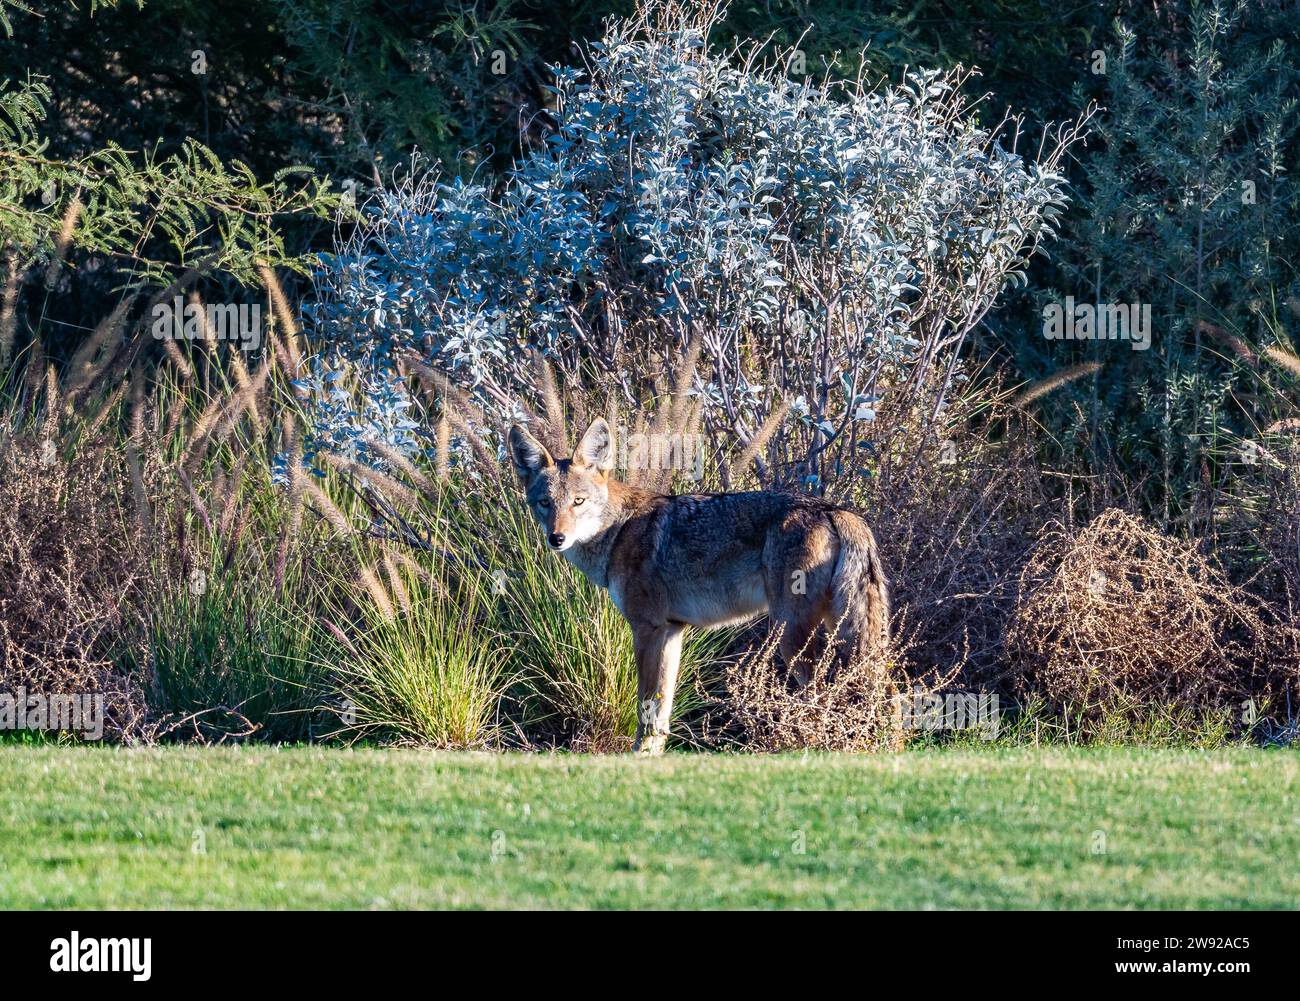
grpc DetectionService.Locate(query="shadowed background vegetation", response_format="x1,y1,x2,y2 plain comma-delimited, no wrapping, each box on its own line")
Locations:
1,0,1299,750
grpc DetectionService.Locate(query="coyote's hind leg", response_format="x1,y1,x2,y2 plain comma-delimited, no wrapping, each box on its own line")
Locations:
763,520,837,688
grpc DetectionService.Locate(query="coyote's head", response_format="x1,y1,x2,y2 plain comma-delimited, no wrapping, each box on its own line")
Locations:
508,419,615,552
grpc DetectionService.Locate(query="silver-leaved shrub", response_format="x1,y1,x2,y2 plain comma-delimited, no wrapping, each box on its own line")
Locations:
303,1,1087,485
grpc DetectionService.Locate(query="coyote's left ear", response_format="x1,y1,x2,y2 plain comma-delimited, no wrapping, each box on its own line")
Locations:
573,418,615,477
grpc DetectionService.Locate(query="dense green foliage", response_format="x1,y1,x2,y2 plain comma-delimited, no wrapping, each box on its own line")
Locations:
4,0,1298,506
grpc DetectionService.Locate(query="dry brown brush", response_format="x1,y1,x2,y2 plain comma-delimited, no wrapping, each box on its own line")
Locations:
1004,508,1298,725
0,431,149,740
839,381,1052,688
707,627,906,752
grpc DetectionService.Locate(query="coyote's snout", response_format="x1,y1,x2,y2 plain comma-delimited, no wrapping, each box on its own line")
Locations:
508,418,890,755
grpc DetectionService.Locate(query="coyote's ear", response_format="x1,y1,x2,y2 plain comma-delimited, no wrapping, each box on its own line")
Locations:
573,417,615,476
508,424,553,481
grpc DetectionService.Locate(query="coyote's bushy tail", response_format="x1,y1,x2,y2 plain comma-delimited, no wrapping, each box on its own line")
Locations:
828,510,890,662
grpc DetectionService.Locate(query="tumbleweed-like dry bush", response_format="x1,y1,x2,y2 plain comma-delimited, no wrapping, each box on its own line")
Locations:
1004,508,1298,722
0,431,149,739
706,625,947,752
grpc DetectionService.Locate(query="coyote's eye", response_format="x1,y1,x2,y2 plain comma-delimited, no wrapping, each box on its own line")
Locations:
573,497,585,506
537,497,551,509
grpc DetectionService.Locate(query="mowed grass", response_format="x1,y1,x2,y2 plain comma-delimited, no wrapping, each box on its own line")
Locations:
1,746,1298,909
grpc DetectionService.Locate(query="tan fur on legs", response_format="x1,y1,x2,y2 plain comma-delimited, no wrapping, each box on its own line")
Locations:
632,622,684,755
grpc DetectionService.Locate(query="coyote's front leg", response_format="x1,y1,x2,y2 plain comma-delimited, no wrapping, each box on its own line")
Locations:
631,622,685,756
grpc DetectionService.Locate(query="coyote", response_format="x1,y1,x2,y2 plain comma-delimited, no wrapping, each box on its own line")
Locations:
508,418,890,755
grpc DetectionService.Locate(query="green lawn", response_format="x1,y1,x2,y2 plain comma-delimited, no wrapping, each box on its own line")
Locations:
1,745,1297,909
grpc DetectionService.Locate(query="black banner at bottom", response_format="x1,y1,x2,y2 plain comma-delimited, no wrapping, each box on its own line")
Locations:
0,909,1288,988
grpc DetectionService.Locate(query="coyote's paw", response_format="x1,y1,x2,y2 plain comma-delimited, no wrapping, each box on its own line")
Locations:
632,733,667,756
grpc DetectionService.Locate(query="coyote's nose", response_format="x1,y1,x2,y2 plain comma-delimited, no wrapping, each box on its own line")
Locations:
548,532,566,549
